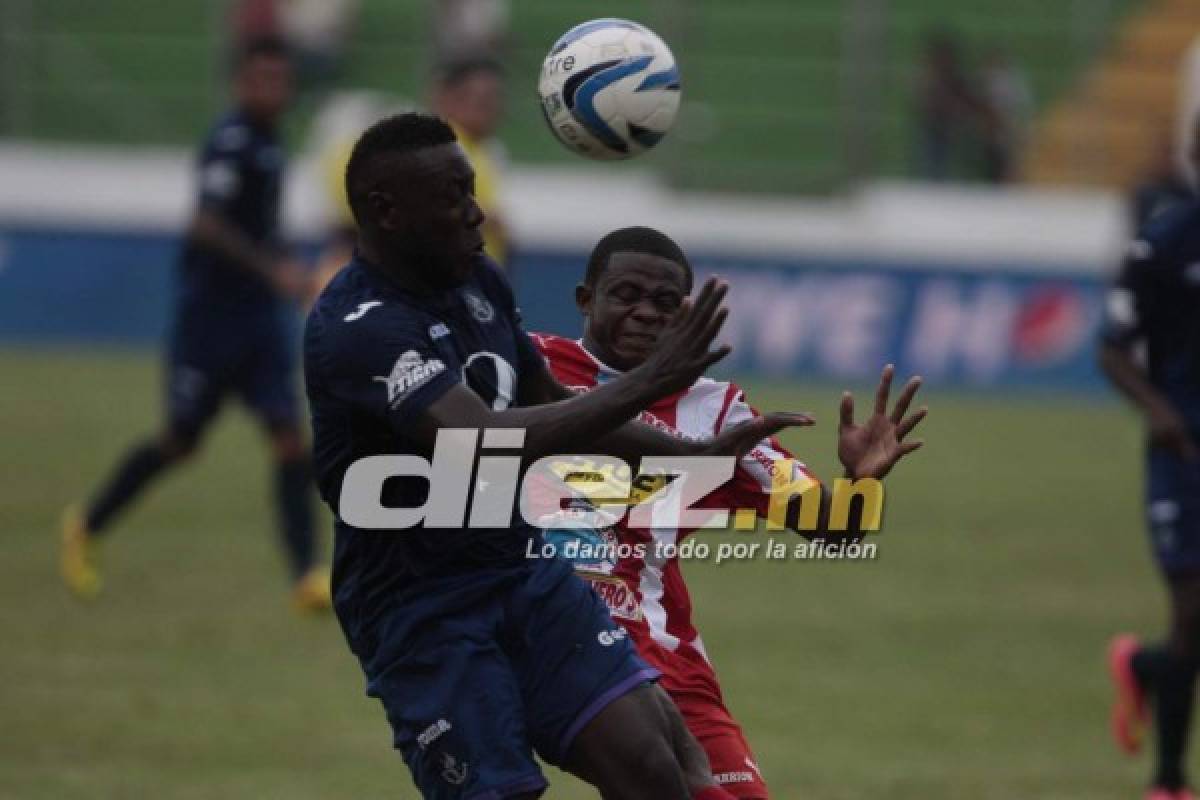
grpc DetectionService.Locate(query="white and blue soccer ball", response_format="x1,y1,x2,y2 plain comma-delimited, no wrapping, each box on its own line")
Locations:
538,18,681,160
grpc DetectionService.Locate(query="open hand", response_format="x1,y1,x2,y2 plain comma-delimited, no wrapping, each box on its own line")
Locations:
637,277,732,397
838,365,927,480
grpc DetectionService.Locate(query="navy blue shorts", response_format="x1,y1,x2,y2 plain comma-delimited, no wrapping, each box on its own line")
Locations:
1146,447,1200,575
361,556,657,799
166,309,298,436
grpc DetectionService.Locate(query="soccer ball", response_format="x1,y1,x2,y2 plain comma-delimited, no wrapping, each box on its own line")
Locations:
538,18,681,160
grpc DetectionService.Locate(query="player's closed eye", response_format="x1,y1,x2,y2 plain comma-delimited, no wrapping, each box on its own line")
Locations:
609,285,682,312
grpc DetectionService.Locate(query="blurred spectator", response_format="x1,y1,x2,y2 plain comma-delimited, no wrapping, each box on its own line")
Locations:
980,48,1032,183
306,91,407,306
431,58,511,270
434,0,510,63
231,0,359,89
277,0,359,87
232,0,278,42
914,31,994,182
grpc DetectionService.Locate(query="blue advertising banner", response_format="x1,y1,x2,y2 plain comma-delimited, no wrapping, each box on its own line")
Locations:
0,226,1109,390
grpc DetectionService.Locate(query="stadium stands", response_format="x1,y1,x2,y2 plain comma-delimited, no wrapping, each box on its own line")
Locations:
1,0,1142,192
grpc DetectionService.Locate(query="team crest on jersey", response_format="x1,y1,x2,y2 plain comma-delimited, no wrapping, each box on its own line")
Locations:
438,752,469,786
462,290,495,323
373,350,446,408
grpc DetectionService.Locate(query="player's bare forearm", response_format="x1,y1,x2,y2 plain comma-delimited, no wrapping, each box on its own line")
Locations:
1099,343,1176,419
1100,342,1198,460
188,209,276,280
785,483,865,542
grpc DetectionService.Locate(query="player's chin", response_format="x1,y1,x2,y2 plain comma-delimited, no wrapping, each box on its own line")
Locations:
614,340,655,367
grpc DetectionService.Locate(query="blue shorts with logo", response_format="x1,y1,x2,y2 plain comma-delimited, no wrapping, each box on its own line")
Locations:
1146,446,1200,575
166,306,298,436
360,555,657,800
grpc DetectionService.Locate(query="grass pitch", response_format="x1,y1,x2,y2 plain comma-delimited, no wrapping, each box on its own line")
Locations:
0,347,1168,798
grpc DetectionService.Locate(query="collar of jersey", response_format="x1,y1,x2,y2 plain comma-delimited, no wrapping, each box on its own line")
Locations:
576,339,624,382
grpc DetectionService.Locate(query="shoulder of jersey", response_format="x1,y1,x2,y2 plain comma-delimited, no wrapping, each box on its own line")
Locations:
534,332,594,362
683,376,738,425
1135,198,1200,261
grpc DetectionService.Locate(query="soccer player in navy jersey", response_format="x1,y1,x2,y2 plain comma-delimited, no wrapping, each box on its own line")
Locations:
61,38,330,612
1105,126,1200,800
304,113,809,799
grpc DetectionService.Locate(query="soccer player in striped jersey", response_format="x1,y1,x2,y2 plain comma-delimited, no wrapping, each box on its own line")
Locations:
534,226,927,799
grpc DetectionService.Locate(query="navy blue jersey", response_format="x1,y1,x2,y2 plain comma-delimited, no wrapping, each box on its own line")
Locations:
304,255,546,635
1102,199,1200,432
178,110,284,313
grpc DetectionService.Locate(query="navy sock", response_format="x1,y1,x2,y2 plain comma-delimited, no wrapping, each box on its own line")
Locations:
1134,643,1196,790
1133,644,1170,688
275,457,316,579
85,441,170,535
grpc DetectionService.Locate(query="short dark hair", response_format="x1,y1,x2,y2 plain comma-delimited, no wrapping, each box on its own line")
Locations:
233,36,290,71
436,57,505,88
585,227,693,290
344,113,458,226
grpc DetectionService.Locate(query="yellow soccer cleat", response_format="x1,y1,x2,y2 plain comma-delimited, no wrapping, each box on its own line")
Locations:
60,506,101,599
292,566,332,614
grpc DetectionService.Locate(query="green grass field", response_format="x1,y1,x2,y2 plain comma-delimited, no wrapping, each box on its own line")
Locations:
0,347,1173,798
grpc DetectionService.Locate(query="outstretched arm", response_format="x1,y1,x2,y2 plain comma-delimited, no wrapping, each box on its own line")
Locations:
409,279,811,463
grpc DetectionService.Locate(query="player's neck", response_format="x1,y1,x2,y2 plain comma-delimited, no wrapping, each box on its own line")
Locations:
357,240,442,296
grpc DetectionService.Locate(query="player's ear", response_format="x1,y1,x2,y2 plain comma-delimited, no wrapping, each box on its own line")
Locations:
575,283,593,315
367,190,399,231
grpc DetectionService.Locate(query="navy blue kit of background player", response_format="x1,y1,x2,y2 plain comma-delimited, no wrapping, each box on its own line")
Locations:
61,38,331,612
1103,192,1200,798
304,113,805,800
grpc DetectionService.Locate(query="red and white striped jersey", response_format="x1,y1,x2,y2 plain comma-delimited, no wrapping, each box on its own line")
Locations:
532,332,819,715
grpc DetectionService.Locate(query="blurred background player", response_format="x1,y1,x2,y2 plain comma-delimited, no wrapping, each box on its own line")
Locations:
430,57,511,270
534,227,927,798
1104,117,1200,800
59,38,331,613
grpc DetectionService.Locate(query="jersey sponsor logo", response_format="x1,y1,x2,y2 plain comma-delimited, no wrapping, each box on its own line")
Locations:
429,322,451,339
462,290,495,323
344,301,382,322
373,350,446,408
416,719,452,749
597,626,628,647
714,770,755,785
585,575,643,622
462,351,516,410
